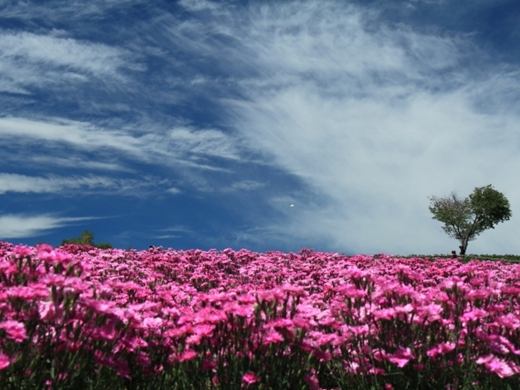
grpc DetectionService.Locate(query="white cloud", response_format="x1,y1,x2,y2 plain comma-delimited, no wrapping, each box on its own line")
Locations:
166,187,181,194
0,117,242,170
2,0,519,254
0,1,147,25
0,31,140,91
27,156,130,172
0,214,97,239
0,173,174,195
154,225,193,240
209,1,520,254
231,180,264,191
178,0,222,12
0,32,127,73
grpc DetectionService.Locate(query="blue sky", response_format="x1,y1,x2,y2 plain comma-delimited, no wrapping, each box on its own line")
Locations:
1,0,519,255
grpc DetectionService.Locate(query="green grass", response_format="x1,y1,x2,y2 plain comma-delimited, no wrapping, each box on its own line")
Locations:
399,254,520,263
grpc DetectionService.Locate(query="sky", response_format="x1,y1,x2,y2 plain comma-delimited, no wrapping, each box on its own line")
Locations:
1,0,519,255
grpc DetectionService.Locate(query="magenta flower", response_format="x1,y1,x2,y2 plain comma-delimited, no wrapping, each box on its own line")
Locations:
372,348,388,362
387,347,414,368
12,245,33,258
282,284,306,296
136,351,151,366
7,285,49,300
192,323,216,336
227,302,254,317
427,342,456,359
263,330,284,345
438,341,456,353
460,308,488,322
373,307,398,321
242,371,259,385
0,320,27,343
202,360,216,371
93,320,119,342
0,353,11,370
303,373,320,390
476,354,515,378
141,317,164,330
417,303,443,322
36,244,71,264
38,301,57,322
121,336,148,352
178,350,197,362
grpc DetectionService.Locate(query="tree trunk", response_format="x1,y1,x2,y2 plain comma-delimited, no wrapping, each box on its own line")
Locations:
459,242,468,256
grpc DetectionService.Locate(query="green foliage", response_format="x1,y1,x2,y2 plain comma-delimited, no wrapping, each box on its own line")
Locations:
403,254,520,264
429,185,512,255
61,230,112,249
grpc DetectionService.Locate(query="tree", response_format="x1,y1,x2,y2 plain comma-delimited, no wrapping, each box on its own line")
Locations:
428,185,512,255
61,230,112,249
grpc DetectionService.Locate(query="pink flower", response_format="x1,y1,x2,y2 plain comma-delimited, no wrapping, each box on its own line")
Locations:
7,285,49,300
373,308,397,321
0,353,11,370
12,245,32,258
94,320,119,341
36,244,71,264
373,348,388,362
229,304,254,317
0,320,27,343
417,303,443,322
136,351,151,366
303,374,320,390
178,350,198,362
282,284,306,296
461,308,488,322
242,372,259,385
489,342,509,355
388,347,414,368
38,301,57,322
427,342,456,359
334,285,367,298
122,336,148,352
41,274,66,286
438,342,456,353
349,324,369,336
263,330,284,345
192,323,215,336
141,317,164,330
311,349,332,363
202,360,216,371
476,354,514,378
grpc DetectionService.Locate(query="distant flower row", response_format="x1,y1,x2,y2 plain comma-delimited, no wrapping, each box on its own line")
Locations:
1,242,520,389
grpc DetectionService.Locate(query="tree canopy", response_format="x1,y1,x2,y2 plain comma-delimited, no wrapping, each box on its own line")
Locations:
61,230,112,249
428,185,512,255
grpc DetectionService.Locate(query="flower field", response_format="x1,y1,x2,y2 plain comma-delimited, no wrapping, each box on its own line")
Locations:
1,242,520,389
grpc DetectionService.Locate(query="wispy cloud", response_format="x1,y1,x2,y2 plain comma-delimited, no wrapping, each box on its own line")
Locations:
178,0,223,12
154,225,193,241
0,1,147,25
0,31,140,93
1,0,519,253
166,187,182,195
230,180,264,191
0,214,99,239
0,173,169,195
27,156,130,172
0,117,242,171
171,0,520,254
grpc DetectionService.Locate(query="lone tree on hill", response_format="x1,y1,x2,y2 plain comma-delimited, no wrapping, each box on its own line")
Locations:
428,185,512,255
61,230,112,249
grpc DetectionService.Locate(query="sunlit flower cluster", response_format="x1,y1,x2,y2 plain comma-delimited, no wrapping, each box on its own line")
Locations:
1,242,520,389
